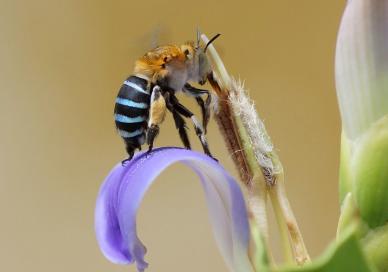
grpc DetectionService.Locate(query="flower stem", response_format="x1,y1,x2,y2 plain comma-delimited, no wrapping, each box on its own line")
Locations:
269,184,294,264
202,33,310,267
202,35,270,270
270,173,310,265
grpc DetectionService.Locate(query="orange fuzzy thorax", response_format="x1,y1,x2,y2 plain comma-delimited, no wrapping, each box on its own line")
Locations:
134,44,189,81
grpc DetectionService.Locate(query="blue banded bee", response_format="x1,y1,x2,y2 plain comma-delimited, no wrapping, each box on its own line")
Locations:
114,32,221,163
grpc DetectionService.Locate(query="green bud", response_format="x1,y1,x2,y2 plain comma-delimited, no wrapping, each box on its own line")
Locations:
339,133,353,203
363,223,388,271
335,1,388,269
352,115,388,228
337,193,369,239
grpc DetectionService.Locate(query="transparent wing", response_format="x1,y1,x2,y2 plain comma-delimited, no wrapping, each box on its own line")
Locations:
127,25,172,58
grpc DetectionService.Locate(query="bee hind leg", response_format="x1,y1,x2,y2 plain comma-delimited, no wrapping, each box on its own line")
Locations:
146,86,167,153
122,142,136,166
146,124,160,152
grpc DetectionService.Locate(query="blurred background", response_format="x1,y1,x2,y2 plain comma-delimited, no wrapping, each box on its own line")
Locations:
0,0,346,271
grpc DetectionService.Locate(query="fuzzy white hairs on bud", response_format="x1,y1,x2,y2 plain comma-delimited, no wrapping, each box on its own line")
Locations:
229,78,282,176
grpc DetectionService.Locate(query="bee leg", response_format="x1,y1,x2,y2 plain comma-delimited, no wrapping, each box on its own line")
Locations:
164,92,191,149
183,83,209,96
195,96,211,134
169,95,217,161
172,111,191,149
146,125,159,152
122,142,136,165
183,83,212,134
190,115,217,161
146,86,167,153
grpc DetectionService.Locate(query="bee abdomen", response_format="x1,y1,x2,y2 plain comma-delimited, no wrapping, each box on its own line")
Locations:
114,75,150,147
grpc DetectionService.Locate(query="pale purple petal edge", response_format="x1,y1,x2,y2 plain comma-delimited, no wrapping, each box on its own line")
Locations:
95,147,250,272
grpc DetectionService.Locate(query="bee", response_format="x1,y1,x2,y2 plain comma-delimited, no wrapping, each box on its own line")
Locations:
114,32,221,163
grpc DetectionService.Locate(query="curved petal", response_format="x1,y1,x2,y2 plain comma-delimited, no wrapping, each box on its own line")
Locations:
95,147,253,272
336,0,388,139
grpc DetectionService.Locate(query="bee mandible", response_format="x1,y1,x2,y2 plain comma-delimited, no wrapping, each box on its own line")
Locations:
114,32,221,163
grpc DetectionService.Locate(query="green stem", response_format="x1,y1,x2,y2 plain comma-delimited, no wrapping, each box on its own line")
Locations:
270,188,294,264
270,174,310,265
233,100,272,270
202,33,309,268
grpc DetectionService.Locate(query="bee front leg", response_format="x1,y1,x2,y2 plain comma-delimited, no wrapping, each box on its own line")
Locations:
183,83,212,134
146,86,167,153
195,96,211,134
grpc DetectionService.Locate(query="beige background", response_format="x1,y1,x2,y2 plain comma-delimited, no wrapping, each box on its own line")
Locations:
0,0,345,271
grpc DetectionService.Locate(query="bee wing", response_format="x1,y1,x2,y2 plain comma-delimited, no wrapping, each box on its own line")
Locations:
127,25,172,57
149,25,171,49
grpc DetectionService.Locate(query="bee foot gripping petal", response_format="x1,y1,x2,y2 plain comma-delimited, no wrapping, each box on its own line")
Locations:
146,125,160,153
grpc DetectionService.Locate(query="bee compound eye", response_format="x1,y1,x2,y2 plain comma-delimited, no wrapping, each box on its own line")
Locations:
184,49,189,55
163,56,168,62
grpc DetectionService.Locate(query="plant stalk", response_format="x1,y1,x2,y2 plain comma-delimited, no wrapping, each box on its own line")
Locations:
202,33,310,267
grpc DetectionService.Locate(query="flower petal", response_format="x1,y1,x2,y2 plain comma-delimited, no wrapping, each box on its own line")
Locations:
95,147,253,272
335,0,388,139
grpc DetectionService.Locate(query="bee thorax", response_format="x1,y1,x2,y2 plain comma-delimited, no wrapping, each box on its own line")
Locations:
165,66,189,91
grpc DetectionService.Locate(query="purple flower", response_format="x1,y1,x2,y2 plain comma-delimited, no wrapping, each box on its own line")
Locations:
95,147,253,272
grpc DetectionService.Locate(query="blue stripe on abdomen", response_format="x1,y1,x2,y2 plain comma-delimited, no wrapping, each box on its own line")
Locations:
115,75,149,143
123,80,150,95
115,97,149,109
118,128,144,138
114,114,146,123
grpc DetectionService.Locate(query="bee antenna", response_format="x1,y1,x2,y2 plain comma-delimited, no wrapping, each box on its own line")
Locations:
204,33,221,52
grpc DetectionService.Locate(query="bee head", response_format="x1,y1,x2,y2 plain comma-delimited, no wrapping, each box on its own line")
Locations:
181,33,221,85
